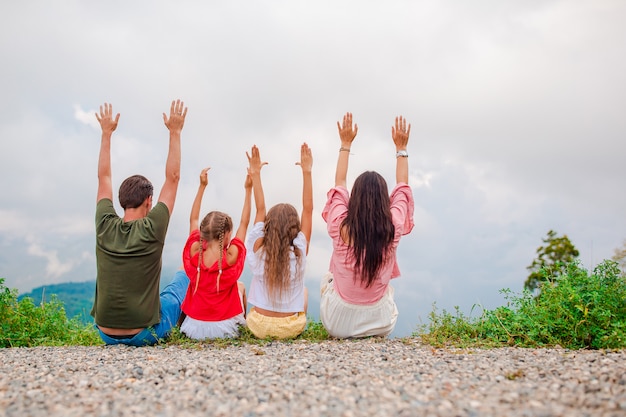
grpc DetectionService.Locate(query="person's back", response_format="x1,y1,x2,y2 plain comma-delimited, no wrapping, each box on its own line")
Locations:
90,101,189,346
246,203,308,312
92,189,169,328
245,144,313,339
320,113,414,339
179,167,252,340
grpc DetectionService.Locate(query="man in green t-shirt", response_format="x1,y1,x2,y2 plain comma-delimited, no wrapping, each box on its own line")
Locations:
90,101,189,346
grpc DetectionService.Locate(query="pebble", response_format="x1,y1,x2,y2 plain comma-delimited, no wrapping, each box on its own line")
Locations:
0,340,625,416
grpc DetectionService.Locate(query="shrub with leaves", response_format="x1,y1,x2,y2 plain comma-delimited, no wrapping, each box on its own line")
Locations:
0,278,101,348
524,229,580,293
418,260,626,349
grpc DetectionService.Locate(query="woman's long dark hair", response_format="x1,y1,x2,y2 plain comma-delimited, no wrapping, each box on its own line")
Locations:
341,171,395,288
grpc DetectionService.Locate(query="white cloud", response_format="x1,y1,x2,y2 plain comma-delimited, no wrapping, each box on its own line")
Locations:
27,241,75,279
74,105,99,129
0,210,27,234
409,169,434,189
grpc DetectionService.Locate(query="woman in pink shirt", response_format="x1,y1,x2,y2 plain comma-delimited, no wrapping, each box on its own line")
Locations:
320,112,415,338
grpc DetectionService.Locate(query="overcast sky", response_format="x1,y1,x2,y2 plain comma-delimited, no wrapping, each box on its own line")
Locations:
1,1,625,337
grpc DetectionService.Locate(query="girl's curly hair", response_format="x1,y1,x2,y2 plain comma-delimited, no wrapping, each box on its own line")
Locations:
261,203,302,305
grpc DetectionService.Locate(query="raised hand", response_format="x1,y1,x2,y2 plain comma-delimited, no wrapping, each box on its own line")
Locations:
247,145,268,224
337,112,358,148
189,167,209,233
246,145,268,176
199,167,210,187
298,142,313,248
163,99,187,133
391,116,411,151
296,142,313,173
95,103,120,134
244,174,253,190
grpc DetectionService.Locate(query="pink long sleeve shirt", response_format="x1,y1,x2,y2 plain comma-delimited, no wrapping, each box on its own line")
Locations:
321,183,415,305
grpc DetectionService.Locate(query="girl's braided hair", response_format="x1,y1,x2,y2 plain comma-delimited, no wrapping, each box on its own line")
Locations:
195,211,233,295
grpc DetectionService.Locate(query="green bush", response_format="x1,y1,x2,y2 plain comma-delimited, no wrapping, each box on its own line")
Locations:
0,278,101,347
417,260,626,349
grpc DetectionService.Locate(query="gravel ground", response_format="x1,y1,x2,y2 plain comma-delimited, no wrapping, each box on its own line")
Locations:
1,339,625,417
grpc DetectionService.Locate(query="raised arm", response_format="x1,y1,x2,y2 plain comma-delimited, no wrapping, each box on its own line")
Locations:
246,145,268,224
296,143,313,253
335,112,358,188
158,99,187,215
95,103,120,202
224,173,254,266
189,167,209,234
234,174,253,242
392,116,411,184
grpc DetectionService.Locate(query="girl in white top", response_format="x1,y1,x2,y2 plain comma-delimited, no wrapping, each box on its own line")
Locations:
245,144,313,339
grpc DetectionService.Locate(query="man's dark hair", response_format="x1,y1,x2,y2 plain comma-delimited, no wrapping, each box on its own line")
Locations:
119,175,154,209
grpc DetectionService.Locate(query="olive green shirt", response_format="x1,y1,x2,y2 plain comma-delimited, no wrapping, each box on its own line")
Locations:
91,198,170,328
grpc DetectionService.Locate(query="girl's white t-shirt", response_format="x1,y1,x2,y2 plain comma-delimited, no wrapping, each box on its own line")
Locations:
246,222,307,312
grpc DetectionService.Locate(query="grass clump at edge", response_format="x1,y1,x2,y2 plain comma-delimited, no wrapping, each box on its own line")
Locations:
415,260,626,350
0,278,102,348
165,317,330,349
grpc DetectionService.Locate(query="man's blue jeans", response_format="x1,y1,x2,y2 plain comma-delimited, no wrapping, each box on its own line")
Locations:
98,270,189,347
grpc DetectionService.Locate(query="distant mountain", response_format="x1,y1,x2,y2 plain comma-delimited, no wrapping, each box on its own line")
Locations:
16,272,179,326
18,281,95,324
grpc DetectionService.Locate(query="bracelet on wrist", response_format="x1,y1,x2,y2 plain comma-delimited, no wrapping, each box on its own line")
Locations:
396,150,409,158
340,147,351,153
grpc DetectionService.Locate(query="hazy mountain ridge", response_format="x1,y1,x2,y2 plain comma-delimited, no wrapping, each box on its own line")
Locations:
18,281,95,324
16,269,180,325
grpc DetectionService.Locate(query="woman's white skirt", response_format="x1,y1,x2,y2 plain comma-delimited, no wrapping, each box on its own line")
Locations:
319,272,398,339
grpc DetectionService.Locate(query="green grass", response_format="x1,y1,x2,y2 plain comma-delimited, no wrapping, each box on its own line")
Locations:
165,317,330,349
0,278,102,347
0,277,330,348
3,260,625,350
415,260,626,350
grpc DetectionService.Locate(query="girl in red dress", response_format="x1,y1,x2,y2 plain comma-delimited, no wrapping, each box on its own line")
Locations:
180,164,252,340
